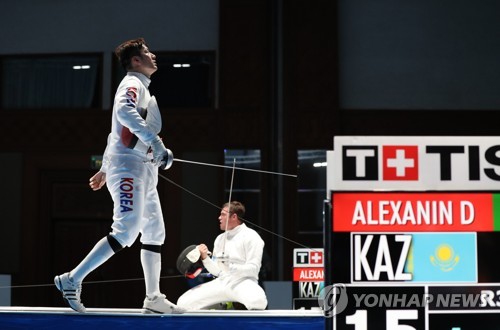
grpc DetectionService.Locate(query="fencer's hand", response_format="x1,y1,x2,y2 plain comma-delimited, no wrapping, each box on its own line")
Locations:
151,136,167,161
150,136,174,170
197,244,209,260
89,171,106,191
158,148,174,170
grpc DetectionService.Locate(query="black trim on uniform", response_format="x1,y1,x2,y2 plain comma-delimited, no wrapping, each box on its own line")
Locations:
107,235,124,253
142,244,161,253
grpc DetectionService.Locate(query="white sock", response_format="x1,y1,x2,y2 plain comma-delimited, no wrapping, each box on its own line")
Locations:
141,249,161,299
70,237,115,283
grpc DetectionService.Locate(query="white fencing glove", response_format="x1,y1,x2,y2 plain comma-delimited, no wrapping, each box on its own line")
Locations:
150,136,174,170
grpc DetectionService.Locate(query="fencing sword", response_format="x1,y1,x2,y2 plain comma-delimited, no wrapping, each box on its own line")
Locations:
219,158,236,265
173,158,297,178
156,157,320,252
149,149,297,178
155,149,316,250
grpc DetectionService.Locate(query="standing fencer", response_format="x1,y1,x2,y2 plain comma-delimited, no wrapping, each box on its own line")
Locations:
177,201,268,310
54,38,184,314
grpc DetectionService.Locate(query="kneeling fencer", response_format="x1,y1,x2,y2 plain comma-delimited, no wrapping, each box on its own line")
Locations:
177,201,268,310
54,38,183,314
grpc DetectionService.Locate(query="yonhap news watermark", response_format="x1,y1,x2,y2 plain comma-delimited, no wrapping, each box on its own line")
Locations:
318,284,500,318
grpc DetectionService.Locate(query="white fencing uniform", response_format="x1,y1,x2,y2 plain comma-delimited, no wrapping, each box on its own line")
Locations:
101,72,165,247
177,223,268,310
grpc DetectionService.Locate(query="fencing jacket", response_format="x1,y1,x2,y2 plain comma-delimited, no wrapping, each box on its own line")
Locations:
101,72,161,172
202,223,265,283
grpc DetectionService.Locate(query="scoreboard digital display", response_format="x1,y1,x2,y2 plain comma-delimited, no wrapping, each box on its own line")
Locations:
293,248,324,309
324,136,500,330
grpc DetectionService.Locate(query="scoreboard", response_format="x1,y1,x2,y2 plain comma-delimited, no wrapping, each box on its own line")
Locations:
292,248,324,309
323,282,500,329
323,136,500,330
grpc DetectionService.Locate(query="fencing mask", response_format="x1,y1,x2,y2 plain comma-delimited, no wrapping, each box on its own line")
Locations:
176,245,204,279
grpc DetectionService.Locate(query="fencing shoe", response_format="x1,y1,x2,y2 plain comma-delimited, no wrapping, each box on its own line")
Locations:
54,273,86,313
142,294,186,314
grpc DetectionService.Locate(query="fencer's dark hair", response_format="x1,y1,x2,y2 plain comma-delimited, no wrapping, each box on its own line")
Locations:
223,201,245,222
115,37,147,70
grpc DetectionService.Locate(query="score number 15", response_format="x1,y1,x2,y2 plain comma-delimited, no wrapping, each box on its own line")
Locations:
345,309,418,330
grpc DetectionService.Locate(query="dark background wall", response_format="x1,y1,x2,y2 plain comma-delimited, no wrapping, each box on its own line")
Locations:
0,0,498,308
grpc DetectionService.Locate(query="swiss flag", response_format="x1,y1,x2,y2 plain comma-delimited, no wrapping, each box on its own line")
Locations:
310,251,323,265
383,146,418,181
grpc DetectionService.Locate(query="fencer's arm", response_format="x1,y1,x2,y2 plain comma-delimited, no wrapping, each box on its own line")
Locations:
115,84,173,169
115,85,156,145
202,255,224,277
150,136,174,170
228,237,264,278
198,244,223,277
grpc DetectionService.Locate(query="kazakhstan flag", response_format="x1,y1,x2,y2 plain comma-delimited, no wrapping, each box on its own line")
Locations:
405,233,477,283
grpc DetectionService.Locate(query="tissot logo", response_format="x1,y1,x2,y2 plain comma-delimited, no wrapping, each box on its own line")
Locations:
293,248,324,267
343,144,500,182
333,137,500,191
343,145,419,181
